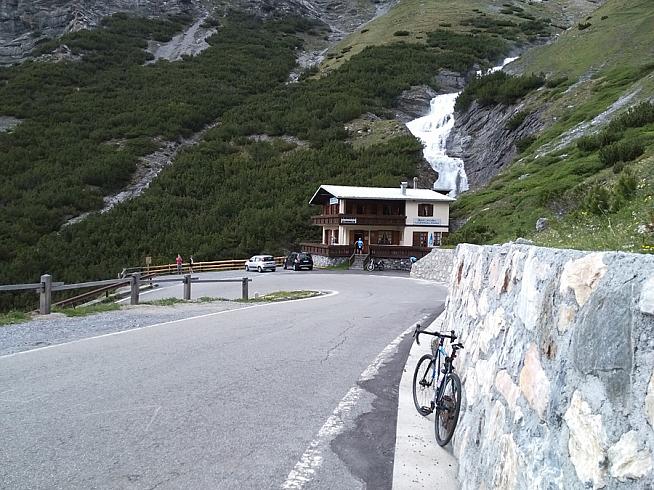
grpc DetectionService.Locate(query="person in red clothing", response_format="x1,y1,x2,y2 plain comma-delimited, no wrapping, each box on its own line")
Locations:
176,254,183,274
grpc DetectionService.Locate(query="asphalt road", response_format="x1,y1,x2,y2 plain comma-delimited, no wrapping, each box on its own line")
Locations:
1,270,447,489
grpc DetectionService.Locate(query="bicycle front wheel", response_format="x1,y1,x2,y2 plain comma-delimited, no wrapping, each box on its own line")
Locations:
412,354,435,416
435,372,462,446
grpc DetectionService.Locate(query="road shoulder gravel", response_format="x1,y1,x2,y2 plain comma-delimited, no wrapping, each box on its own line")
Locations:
0,302,247,357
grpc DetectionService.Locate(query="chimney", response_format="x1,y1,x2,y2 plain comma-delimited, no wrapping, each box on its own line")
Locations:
400,181,407,195
413,177,418,189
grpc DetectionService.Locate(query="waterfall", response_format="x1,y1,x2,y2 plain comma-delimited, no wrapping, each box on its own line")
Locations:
406,57,519,197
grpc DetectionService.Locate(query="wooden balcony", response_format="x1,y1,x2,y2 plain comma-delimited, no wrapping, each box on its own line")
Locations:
311,214,406,227
369,245,432,259
300,243,354,257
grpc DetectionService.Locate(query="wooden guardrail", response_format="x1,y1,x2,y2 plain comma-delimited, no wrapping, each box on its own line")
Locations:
1,272,254,315
122,257,285,277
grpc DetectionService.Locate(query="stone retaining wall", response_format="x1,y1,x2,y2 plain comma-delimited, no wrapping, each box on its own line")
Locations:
410,248,454,282
312,254,348,268
437,243,654,489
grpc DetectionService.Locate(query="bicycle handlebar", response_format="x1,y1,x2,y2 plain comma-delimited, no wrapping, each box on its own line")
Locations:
413,324,458,346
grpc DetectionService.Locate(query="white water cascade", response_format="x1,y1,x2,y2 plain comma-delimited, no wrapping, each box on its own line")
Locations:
406,57,518,197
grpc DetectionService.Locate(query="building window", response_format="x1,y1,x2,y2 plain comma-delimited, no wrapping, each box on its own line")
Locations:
356,203,365,214
377,231,393,245
383,205,391,215
418,204,434,217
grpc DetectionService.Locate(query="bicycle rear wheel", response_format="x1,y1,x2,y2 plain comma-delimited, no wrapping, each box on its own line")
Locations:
412,354,435,416
434,372,462,446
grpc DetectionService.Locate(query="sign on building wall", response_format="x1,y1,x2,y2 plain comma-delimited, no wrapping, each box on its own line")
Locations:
341,218,357,224
414,217,442,225
329,197,339,205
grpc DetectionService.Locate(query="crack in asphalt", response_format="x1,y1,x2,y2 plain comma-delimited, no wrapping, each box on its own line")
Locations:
321,321,357,364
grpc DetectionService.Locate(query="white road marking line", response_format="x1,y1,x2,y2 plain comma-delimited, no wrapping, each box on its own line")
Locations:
281,323,416,489
282,386,363,490
0,291,338,360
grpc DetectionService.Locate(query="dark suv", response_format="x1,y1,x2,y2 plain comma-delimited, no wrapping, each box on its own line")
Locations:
284,252,313,271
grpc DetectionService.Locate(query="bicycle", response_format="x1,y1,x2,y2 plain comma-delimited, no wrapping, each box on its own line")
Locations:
411,324,464,446
366,257,385,271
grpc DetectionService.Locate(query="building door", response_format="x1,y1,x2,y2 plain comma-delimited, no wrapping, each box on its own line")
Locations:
353,231,367,253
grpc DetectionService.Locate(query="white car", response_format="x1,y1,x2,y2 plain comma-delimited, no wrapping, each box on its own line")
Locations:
245,255,277,272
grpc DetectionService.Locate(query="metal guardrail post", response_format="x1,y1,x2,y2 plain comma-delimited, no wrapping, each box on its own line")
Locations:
39,274,52,315
241,277,249,301
130,273,140,305
183,274,191,300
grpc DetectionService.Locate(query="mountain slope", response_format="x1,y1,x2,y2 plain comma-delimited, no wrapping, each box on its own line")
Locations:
446,0,654,252
0,0,644,311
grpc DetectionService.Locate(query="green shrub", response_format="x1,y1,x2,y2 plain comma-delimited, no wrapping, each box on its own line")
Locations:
445,222,496,245
598,139,645,166
576,130,622,152
456,72,544,111
584,184,611,215
506,110,529,130
426,30,507,65
578,22,592,30
545,75,568,88
607,102,654,132
394,30,411,37
615,170,638,199
516,134,537,153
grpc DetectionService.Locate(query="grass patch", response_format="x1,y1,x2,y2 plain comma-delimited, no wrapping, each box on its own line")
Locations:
239,290,322,302
142,296,231,305
196,296,230,303
53,303,120,317
514,0,654,79
0,310,30,326
319,0,564,73
321,261,351,270
141,297,186,306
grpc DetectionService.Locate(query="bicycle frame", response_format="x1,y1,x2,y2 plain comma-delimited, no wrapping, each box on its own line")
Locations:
430,341,450,409
414,325,460,411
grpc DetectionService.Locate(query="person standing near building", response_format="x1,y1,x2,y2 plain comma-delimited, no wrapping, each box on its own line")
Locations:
356,237,364,254
176,254,183,274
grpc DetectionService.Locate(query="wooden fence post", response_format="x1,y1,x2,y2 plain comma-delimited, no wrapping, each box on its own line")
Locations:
39,274,52,315
241,277,249,301
130,273,140,305
184,274,191,300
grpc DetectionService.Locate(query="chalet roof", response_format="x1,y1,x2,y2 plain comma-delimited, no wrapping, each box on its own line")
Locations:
309,184,455,205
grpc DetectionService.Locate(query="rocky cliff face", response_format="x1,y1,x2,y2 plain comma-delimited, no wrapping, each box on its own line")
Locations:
224,0,394,40
0,0,199,64
0,0,393,65
446,101,545,191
